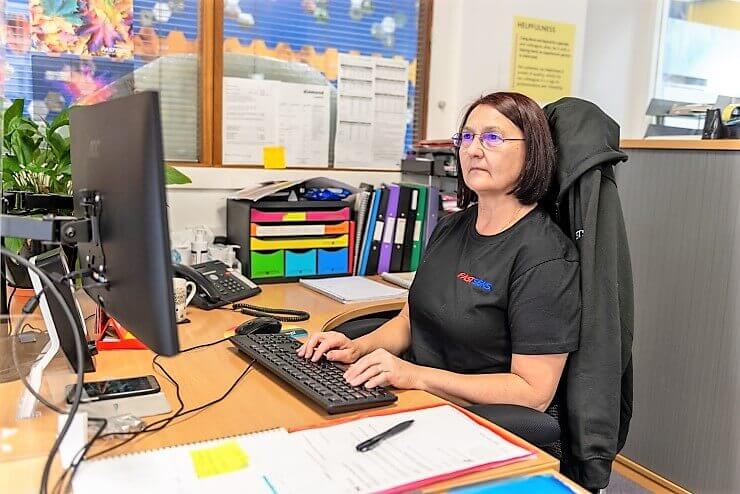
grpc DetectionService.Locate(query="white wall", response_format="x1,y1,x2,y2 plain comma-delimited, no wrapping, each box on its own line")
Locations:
426,0,588,139
579,0,663,138
426,0,663,139
166,167,401,236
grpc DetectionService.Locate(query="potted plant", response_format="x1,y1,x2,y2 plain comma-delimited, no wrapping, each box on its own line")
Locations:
2,98,192,289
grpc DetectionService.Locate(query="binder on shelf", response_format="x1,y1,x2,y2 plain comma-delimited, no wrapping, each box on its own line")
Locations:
390,185,411,272
401,186,419,272
359,189,381,276
378,184,400,274
352,184,374,274
425,186,440,245
403,183,428,271
366,188,389,275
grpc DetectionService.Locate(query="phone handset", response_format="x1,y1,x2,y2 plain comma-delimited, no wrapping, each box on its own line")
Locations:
172,261,261,310
172,263,222,303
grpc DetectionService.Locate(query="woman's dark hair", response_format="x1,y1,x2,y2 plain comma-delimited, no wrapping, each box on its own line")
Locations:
455,92,555,208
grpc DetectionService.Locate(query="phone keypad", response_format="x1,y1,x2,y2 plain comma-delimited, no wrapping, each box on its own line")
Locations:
215,273,248,296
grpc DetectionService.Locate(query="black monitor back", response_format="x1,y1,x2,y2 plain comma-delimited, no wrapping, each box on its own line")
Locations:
70,91,179,356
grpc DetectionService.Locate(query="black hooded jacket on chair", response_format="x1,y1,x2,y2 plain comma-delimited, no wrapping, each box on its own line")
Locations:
542,98,634,490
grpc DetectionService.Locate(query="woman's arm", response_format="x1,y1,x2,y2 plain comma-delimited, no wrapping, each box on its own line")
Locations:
344,350,568,412
354,301,412,357
416,353,568,411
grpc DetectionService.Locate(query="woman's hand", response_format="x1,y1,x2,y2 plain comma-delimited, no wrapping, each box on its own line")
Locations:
296,331,363,364
343,349,422,389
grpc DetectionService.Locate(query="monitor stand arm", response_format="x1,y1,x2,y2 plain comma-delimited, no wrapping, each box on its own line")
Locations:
1,190,104,418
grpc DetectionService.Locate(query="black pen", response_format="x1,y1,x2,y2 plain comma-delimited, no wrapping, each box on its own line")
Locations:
355,419,414,452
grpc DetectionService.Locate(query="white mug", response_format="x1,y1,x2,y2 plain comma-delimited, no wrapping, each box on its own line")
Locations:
173,277,196,323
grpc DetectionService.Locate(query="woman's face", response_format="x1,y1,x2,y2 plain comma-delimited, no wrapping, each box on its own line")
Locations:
459,104,526,198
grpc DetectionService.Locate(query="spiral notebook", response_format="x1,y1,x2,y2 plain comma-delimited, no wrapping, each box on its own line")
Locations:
73,405,533,494
72,428,299,494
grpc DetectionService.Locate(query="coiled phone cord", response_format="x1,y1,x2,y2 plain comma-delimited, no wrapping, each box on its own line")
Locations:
232,303,310,322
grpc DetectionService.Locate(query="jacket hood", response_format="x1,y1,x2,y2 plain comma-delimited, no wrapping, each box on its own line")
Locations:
543,97,628,201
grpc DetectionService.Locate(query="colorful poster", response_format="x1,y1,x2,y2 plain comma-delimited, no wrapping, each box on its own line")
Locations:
510,16,575,103
30,0,134,59
31,54,134,120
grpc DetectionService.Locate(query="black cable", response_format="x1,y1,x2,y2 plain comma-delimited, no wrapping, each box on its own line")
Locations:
231,302,310,322
10,311,67,414
6,287,16,335
0,247,85,494
61,337,255,489
51,417,107,494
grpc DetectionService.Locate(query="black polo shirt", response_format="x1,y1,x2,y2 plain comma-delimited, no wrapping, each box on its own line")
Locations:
406,205,580,374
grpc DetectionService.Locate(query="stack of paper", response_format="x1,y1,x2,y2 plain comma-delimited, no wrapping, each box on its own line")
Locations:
299,276,407,304
72,405,534,494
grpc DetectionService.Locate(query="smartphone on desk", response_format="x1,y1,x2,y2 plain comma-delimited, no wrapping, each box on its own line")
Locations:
173,260,261,310
65,375,160,404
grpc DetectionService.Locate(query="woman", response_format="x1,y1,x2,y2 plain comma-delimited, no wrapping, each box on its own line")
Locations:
298,92,580,412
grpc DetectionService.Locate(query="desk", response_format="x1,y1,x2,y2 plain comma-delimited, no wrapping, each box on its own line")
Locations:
0,281,558,493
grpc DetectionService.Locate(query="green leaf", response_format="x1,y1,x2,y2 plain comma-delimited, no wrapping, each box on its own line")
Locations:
11,132,33,164
164,166,192,185
47,131,67,157
47,107,70,134
2,154,20,172
3,237,25,254
3,99,24,132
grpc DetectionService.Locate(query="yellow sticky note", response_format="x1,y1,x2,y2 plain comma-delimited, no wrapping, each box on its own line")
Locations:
263,146,286,169
189,441,249,479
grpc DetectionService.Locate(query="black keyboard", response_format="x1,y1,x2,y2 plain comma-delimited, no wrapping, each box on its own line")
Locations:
230,333,397,414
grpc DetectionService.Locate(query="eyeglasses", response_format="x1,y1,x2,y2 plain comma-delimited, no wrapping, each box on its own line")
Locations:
452,131,525,150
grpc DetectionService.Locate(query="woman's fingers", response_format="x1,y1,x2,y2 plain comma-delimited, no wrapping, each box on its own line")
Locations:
311,338,339,362
364,373,388,389
298,333,324,358
344,351,381,381
346,364,382,387
326,348,355,363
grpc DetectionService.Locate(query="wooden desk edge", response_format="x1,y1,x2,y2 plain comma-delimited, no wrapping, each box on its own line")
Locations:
321,299,406,332
620,138,740,151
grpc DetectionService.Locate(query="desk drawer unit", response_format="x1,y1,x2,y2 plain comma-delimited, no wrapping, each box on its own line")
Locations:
227,199,354,283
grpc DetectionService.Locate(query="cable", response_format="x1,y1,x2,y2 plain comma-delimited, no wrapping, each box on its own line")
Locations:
50,417,107,494
60,337,256,490
6,287,16,335
0,248,86,494
231,302,310,322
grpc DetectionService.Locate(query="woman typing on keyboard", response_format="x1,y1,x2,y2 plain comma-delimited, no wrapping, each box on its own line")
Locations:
298,92,581,413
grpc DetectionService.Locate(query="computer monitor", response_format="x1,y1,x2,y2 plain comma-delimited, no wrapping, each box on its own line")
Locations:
69,91,179,356
29,248,96,373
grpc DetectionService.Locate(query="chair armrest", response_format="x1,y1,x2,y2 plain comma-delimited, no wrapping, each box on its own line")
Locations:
465,403,561,447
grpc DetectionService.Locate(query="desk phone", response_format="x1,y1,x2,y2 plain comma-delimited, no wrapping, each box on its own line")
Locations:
173,260,261,310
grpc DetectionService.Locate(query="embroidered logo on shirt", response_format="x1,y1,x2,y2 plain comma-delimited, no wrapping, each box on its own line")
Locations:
457,272,493,293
